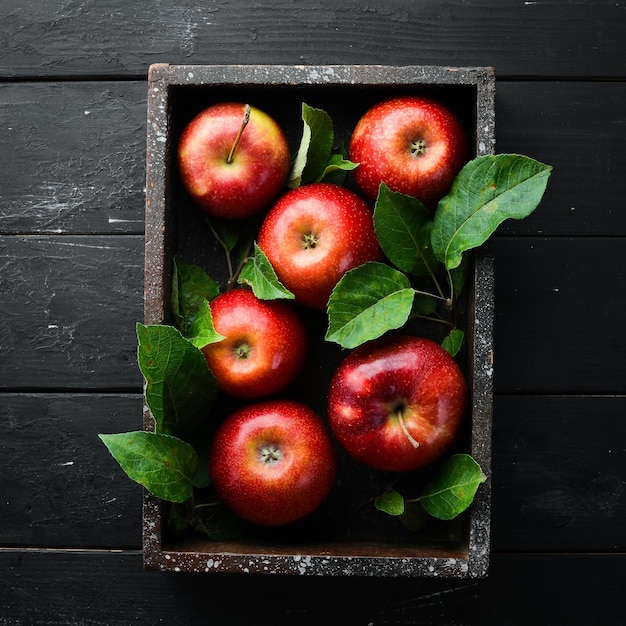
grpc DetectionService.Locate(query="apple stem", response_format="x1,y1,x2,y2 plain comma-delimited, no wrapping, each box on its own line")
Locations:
398,410,420,450
226,104,251,164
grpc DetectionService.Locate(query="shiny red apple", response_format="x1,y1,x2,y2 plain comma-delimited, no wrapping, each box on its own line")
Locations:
349,96,468,208
327,334,468,473
178,102,290,219
201,288,307,398
257,182,383,309
209,399,336,526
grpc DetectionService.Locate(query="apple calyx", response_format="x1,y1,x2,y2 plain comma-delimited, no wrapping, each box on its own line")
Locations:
234,342,252,359
390,399,421,450
410,138,427,157
226,103,251,164
301,232,319,250
259,443,282,465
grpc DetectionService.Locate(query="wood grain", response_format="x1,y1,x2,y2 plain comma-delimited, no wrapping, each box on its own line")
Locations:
1,550,624,625
496,82,626,237
2,81,624,237
492,395,626,552
0,1,624,79
0,235,143,390
492,237,626,394
2,393,623,554
0,82,147,235
1,0,625,621
0,394,142,548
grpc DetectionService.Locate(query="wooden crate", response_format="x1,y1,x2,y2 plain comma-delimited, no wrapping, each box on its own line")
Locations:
142,64,495,577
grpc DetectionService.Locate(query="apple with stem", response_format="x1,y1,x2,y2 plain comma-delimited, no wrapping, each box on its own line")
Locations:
327,334,468,473
349,96,468,208
178,102,290,219
257,182,383,309
209,399,336,526
202,288,307,398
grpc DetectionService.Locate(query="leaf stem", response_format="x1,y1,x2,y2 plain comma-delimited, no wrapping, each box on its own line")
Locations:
227,238,254,290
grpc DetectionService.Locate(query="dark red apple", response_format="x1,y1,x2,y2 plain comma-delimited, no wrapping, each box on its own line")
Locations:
349,96,468,207
202,288,307,398
209,399,336,526
327,334,468,473
178,102,290,219
257,182,383,309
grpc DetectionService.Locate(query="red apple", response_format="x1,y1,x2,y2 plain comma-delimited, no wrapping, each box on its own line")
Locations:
256,182,383,309
327,334,468,473
349,96,468,208
178,102,290,219
202,288,307,398
209,399,336,526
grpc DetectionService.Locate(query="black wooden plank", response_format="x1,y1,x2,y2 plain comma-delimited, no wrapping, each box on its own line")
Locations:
496,81,626,237
0,1,624,79
0,235,143,390
492,395,626,552
2,233,623,396
492,236,626,395
2,234,623,394
1,81,624,238
0,82,147,235
1,551,624,625
2,392,623,553
0,394,142,549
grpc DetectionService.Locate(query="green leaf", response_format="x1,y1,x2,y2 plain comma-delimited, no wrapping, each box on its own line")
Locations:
288,103,334,188
99,431,198,503
419,454,487,520
431,154,552,269
374,490,405,516
136,323,218,435
188,299,225,350
326,261,415,349
442,329,464,356
448,252,470,300
238,242,295,300
171,257,220,337
320,151,359,182
206,216,240,254
374,183,439,277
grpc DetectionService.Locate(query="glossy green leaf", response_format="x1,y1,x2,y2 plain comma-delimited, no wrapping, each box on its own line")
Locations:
431,154,553,269
238,242,295,300
171,257,220,337
99,431,198,503
419,454,487,520
374,490,405,516
448,252,470,301
374,183,439,277
136,323,218,435
188,299,225,350
320,151,359,182
442,328,464,356
288,103,334,188
326,261,415,349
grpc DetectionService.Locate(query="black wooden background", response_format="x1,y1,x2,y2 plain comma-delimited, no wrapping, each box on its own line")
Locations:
1,1,625,624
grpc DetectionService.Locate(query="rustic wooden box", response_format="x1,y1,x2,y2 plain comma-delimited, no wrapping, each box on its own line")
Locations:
142,64,495,578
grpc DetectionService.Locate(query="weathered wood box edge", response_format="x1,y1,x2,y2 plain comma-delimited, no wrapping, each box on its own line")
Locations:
142,64,495,578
